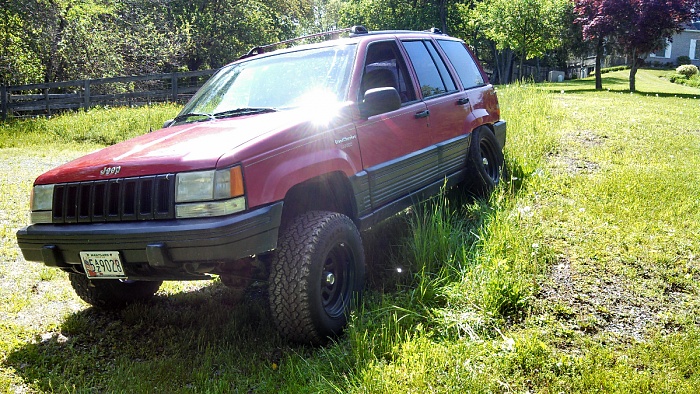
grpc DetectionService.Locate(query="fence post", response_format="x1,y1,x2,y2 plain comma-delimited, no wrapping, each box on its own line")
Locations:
44,88,50,116
1,85,6,120
171,72,178,102
83,80,90,110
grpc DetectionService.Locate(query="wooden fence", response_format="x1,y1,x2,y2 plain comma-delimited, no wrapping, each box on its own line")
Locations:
0,69,217,119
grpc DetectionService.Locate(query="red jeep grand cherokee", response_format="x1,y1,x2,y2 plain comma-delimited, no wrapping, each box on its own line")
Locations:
17,26,506,343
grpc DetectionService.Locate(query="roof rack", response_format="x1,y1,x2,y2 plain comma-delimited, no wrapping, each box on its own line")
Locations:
239,26,444,60
240,26,368,59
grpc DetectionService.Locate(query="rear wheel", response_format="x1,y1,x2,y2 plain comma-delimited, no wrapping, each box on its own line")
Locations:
69,273,162,309
464,126,505,197
269,211,365,344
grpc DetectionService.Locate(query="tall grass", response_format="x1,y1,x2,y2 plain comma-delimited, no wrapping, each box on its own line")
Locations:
346,83,563,375
0,104,180,148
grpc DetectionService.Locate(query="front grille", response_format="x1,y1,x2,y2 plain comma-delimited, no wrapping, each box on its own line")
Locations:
52,174,176,223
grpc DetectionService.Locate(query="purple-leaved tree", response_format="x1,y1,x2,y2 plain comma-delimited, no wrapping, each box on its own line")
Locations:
575,0,699,91
617,0,699,91
574,0,618,90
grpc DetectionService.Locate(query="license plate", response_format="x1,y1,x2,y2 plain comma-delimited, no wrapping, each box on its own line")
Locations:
79,251,126,279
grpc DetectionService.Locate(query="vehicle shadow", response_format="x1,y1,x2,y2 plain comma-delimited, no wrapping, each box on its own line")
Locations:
4,218,415,392
4,186,489,391
3,280,297,391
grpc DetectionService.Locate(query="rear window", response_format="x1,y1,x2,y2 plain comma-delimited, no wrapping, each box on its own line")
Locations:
437,40,484,89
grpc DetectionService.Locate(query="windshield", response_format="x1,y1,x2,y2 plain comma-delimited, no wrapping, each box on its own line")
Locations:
177,44,357,122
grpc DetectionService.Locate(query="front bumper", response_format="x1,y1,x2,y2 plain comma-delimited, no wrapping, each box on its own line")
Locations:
16,202,283,280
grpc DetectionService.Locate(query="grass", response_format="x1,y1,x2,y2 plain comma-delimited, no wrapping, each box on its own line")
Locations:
1,70,699,392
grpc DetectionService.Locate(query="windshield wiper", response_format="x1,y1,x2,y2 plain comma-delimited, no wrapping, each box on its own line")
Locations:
173,112,215,123
212,107,277,119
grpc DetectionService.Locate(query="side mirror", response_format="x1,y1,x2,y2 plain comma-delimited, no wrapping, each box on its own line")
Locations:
162,119,175,128
359,87,401,118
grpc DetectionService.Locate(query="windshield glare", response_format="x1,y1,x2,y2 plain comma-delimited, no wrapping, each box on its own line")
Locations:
179,44,357,118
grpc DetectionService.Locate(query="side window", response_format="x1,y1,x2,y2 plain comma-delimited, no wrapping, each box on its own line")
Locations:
361,41,416,103
437,40,485,89
402,40,457,99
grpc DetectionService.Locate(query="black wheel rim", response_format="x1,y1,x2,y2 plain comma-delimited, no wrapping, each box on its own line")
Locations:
479,136,499,181
320,242,354,318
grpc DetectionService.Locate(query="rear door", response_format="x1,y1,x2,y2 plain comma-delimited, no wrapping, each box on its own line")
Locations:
354,40,432,208
399,38,473,180
435,38,491,135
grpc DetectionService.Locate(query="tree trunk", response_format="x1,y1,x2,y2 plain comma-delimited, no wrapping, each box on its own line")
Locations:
519,51,525,81
439,0,447,34
492,43,501,84
595,36,604,90
629,48,638,92
505,49,514,84
490,42,513,85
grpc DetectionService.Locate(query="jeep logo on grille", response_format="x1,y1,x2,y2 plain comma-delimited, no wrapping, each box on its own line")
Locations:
100,166,121,176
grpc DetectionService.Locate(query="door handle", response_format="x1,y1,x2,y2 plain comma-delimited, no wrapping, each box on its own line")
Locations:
457,97,470,105
414,110,430,119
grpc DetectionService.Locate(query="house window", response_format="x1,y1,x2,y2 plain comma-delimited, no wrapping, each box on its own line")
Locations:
691,39,699,60
650,41,672,58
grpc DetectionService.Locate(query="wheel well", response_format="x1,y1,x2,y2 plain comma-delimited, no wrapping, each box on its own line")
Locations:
280,172,356,229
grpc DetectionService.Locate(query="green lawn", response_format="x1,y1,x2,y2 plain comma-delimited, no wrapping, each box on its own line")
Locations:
1,70,699,392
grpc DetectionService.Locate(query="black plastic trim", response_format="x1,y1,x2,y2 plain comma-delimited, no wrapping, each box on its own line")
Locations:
366,134,468,208
17,202,284,277
357,169,465,231
493,120,507,149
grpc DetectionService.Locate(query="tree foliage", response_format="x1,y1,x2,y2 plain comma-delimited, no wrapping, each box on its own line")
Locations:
0,6,43,85
467,0,570,81
336,0,464,33
0,0,309,85
3,0,122,83
0,0,602,87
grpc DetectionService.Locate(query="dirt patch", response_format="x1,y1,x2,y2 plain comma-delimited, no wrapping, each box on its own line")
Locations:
539,248,700,344
549,130,606,175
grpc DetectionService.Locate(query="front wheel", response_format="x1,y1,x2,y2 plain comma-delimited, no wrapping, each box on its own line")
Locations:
269,211,365,344
69,273,162,309
463,126,505,197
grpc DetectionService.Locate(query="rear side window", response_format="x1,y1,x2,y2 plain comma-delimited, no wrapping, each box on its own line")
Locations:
402,40,456,99
437,40,484,89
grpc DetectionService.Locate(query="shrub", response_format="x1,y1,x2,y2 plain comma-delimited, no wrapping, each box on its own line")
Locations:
676,56,691,66
676,64,698,78
599,65,629,74
668,72,687,83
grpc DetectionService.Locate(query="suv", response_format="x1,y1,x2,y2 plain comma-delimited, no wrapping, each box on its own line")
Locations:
17,26,506,344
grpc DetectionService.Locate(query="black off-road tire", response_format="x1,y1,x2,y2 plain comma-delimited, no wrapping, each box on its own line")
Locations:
464,126,505,197
69,273,162,309
269,211,365,344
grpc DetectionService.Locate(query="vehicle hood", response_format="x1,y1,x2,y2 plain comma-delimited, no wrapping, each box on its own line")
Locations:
36,110,316,184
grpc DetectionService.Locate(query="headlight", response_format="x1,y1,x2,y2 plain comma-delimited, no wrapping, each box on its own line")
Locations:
30,184,54,224
175,166,246,218
176,170,216,203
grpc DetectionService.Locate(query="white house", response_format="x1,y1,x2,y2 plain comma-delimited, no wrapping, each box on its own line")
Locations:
646,21,700,66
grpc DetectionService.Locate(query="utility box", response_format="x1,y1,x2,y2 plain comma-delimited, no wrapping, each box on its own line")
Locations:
548,71,565,82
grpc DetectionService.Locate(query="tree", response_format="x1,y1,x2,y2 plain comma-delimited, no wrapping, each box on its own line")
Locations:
575,0,699,92
471,0,570,81
7,0,123,83
168,0,312,71
0,7,43,85
614,0,699,92
574,0,618,90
